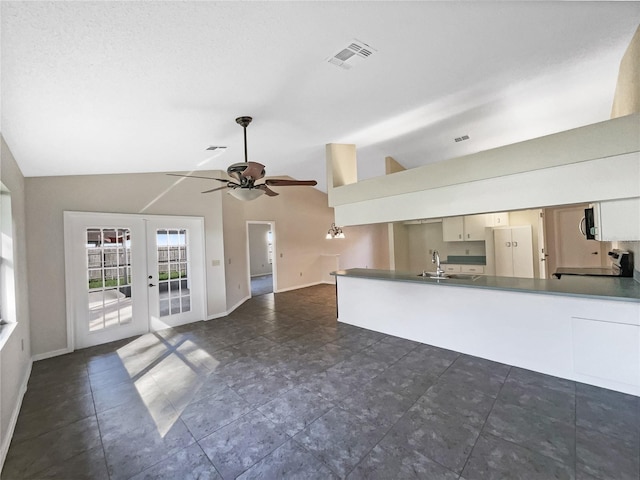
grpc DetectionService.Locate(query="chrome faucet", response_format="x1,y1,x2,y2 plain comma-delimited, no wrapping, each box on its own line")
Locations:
432,250,445,277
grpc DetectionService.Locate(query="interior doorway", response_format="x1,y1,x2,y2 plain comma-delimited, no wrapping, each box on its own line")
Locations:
246,221,276,296
64,212,206,349
543,204,611,277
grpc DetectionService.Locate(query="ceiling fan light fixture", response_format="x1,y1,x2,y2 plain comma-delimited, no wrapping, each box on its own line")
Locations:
228,188,264,201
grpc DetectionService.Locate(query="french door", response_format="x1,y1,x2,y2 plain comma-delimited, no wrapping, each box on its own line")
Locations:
64,212,206,349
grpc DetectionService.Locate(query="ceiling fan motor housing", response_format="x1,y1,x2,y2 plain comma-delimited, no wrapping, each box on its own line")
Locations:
235,116,252,128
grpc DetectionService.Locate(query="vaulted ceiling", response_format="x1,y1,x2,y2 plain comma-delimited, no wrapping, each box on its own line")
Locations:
2,2,639,191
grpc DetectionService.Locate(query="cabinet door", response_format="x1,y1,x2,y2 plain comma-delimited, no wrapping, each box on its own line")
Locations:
490,212,509,226
511,226,534,278
493,228,513,277
442,217,464,241
596,198,640,241
463,214,488,240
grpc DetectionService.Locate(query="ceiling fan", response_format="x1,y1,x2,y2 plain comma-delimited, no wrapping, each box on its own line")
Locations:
168,116,317,200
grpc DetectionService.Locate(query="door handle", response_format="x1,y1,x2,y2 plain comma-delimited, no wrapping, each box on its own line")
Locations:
148,283,156,287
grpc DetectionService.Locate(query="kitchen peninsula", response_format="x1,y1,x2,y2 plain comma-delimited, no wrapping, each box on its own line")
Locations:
332,268,640,396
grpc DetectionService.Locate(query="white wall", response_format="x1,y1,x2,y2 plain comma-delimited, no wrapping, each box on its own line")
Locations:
25,172,228,355
228,186,388,304
248,224,272,277
0,136,32,469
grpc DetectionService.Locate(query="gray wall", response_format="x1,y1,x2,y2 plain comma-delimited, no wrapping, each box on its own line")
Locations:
0,136,32,466
25,172,228,356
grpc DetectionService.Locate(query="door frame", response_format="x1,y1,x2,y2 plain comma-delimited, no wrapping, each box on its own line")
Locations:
245,221,277,295
64,211,207,351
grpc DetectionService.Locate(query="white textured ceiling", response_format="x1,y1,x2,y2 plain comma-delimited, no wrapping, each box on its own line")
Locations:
1,2,639,192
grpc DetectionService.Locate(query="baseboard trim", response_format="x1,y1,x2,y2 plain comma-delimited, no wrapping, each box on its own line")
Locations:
275,281,324,293
206,294,252,321
31,347,73,362
205,282,333,321
0,358,32,473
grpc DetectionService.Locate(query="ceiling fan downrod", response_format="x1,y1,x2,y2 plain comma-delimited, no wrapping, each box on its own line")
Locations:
235,116,252,163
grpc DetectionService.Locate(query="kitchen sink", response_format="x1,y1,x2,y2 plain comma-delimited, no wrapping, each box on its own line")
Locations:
418,272,481,281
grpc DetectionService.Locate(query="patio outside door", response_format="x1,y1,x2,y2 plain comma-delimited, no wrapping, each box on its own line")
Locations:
64,212,206,349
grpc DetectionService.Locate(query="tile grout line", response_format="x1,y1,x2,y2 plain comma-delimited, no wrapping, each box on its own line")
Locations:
342,351,463,478
458,365,513,477
87,358,112,480
465,370,579,476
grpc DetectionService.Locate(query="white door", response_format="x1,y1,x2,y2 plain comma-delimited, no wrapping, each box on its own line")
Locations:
65,212,206,349
146,217,206,330
494,228,513,277
493,226,534,278
511,226,534,278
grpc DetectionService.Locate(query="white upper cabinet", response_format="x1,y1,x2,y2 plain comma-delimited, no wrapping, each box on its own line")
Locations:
593,198,640,241
463,215,488,241
443,214,497,241
442,216,465,241
487,212,509,227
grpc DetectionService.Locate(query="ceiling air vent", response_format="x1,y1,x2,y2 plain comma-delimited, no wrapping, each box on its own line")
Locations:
454,135,470,143
327,39,376,70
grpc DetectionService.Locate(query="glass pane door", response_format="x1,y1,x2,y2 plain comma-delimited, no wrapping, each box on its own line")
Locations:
86,228,133,331
156,229,191,318
146,217,205,330
65,212,149,349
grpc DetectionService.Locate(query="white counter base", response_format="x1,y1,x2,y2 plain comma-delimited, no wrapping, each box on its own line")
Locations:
337,275,640,396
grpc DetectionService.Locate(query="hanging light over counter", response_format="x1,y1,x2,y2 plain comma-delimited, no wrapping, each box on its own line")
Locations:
326,223,345,239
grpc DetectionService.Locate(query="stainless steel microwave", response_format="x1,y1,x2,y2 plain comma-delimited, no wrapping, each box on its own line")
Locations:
581,207,596,240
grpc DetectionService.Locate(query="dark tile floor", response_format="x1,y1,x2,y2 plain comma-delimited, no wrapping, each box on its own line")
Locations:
3,285,639,479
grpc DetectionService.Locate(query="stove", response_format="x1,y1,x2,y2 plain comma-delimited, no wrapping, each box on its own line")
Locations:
553,250,633,279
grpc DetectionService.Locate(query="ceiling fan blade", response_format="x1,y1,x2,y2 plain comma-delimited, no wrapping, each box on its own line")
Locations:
256,184,279,196
201,185,230,194
264,179,318,187
167,173,229,183
241,162,266,180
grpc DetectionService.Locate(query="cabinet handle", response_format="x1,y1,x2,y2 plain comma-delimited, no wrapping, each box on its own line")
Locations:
513,241,518,247
505,242,511,247
467,234,470,238
459,234,462,239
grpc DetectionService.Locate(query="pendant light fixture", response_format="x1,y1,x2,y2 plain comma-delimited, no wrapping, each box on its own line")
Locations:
326,223,345,239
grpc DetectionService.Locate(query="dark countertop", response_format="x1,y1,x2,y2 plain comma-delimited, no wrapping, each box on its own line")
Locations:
332,268,640,303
